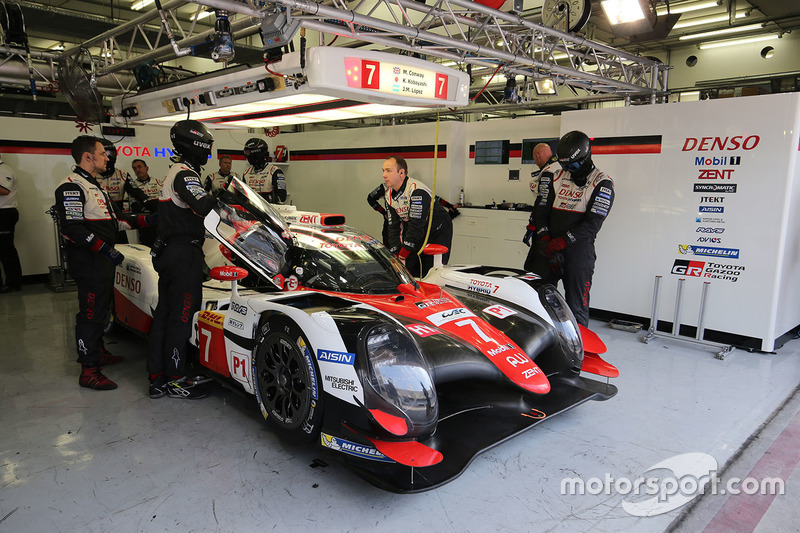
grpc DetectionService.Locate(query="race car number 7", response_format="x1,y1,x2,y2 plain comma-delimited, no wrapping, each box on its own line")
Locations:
455,318,492,343
199,327,212,363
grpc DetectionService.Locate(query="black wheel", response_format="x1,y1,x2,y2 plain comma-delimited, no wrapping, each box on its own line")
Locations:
252,316,322,441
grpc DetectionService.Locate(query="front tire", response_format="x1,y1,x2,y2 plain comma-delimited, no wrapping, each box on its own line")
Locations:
252,316,322,441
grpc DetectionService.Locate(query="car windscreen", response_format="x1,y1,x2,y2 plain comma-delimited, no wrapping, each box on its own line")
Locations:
290,226,415,294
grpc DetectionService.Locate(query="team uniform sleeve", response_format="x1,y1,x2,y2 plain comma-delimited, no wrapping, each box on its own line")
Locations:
173,169,217,217
124,174,148,205
533,170,556,237
385,203,402,255
367,184,387,215
271,168,287,204
54,182,103,250
399,189,432,259
563,178,614,245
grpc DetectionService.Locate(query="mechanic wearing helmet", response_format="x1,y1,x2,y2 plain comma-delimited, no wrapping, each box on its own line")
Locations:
54,136,157,390
147,120,217,400
0,155,22,293
97,139,149,244
383,155,452,278
242,138,286,204
204,154,238,193
530,130,614,326
523,142,559,273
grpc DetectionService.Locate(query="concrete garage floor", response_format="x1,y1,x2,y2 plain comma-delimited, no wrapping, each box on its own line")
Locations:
1,285,799,532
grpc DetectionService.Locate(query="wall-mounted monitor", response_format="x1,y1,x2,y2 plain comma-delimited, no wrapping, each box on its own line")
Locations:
521,138,558,165
475,139,510,164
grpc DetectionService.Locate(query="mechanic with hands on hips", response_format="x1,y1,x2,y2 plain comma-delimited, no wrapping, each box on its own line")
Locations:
523,142,559,273
0,155,22,293
383,155,453,278
204,154,238,193
529,131,614,327
242,138,286,204
54,136,158,390
147,120,218,400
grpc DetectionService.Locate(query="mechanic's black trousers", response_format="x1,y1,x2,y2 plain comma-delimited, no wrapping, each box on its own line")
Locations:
148,241,204,379
406,218,453,278
0,207,21,289
66,247,114,365
529,243,596,327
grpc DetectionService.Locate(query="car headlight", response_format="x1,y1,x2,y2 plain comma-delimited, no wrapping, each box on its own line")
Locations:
539,286,583,370
363,324,438,436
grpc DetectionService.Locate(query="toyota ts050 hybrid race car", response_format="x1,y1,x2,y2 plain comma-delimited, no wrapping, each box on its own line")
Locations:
112,177,618,493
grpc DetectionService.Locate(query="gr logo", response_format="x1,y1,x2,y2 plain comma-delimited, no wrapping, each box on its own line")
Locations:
671,259,705,277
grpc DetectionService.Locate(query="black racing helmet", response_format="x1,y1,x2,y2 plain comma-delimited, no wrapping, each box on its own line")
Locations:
556,130,592,175
243,138,269,168
170,120,214,168
100,138,117,173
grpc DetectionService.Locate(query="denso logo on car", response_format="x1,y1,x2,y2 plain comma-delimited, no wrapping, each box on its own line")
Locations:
317,349,355,365
426,307,476,326
230,302,248,315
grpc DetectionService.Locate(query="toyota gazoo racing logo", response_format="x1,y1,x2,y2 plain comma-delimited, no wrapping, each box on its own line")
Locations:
671,260,744,282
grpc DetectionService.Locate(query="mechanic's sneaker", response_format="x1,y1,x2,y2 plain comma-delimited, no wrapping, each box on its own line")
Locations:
186,374,213,386
165,377,209,399
149,375,168,399
99,347,125,366
79,365,118,390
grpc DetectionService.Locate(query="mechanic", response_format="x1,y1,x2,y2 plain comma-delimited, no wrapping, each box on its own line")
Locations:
97,139,149,244
204,154,238,192
0,155,22,293
54,136,157,390
242,138,286,204
369,183,460,247
131,159,162,246
523,142,559,273
530,131,614,326
383,155,453,278
147,120,217,400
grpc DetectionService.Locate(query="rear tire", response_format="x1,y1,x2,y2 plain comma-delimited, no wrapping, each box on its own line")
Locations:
252,316,322,441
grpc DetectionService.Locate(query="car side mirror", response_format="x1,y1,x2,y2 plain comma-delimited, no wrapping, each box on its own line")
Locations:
210,265,249,297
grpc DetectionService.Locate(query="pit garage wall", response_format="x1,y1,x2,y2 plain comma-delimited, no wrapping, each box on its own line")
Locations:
0,118,252,277
559,92,800,351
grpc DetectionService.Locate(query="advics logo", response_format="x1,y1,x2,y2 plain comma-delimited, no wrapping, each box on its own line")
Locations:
672,259,705,277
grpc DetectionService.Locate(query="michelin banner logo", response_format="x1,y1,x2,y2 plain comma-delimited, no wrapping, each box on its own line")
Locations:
678,245,739,259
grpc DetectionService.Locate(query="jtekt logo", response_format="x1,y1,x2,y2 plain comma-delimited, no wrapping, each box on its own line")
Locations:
672,259,705,277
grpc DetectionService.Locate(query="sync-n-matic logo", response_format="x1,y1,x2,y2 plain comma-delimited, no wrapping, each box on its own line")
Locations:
694,184,737,193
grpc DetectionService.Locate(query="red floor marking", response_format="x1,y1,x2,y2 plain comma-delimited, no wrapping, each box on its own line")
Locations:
703,407,800,533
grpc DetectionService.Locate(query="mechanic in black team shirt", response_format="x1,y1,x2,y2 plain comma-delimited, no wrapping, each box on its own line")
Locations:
54,136,157,390
383,155,453,278
530,131,614,326
147,120,217,400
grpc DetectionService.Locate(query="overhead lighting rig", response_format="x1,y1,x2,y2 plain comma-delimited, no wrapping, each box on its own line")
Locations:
112,47,470,128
